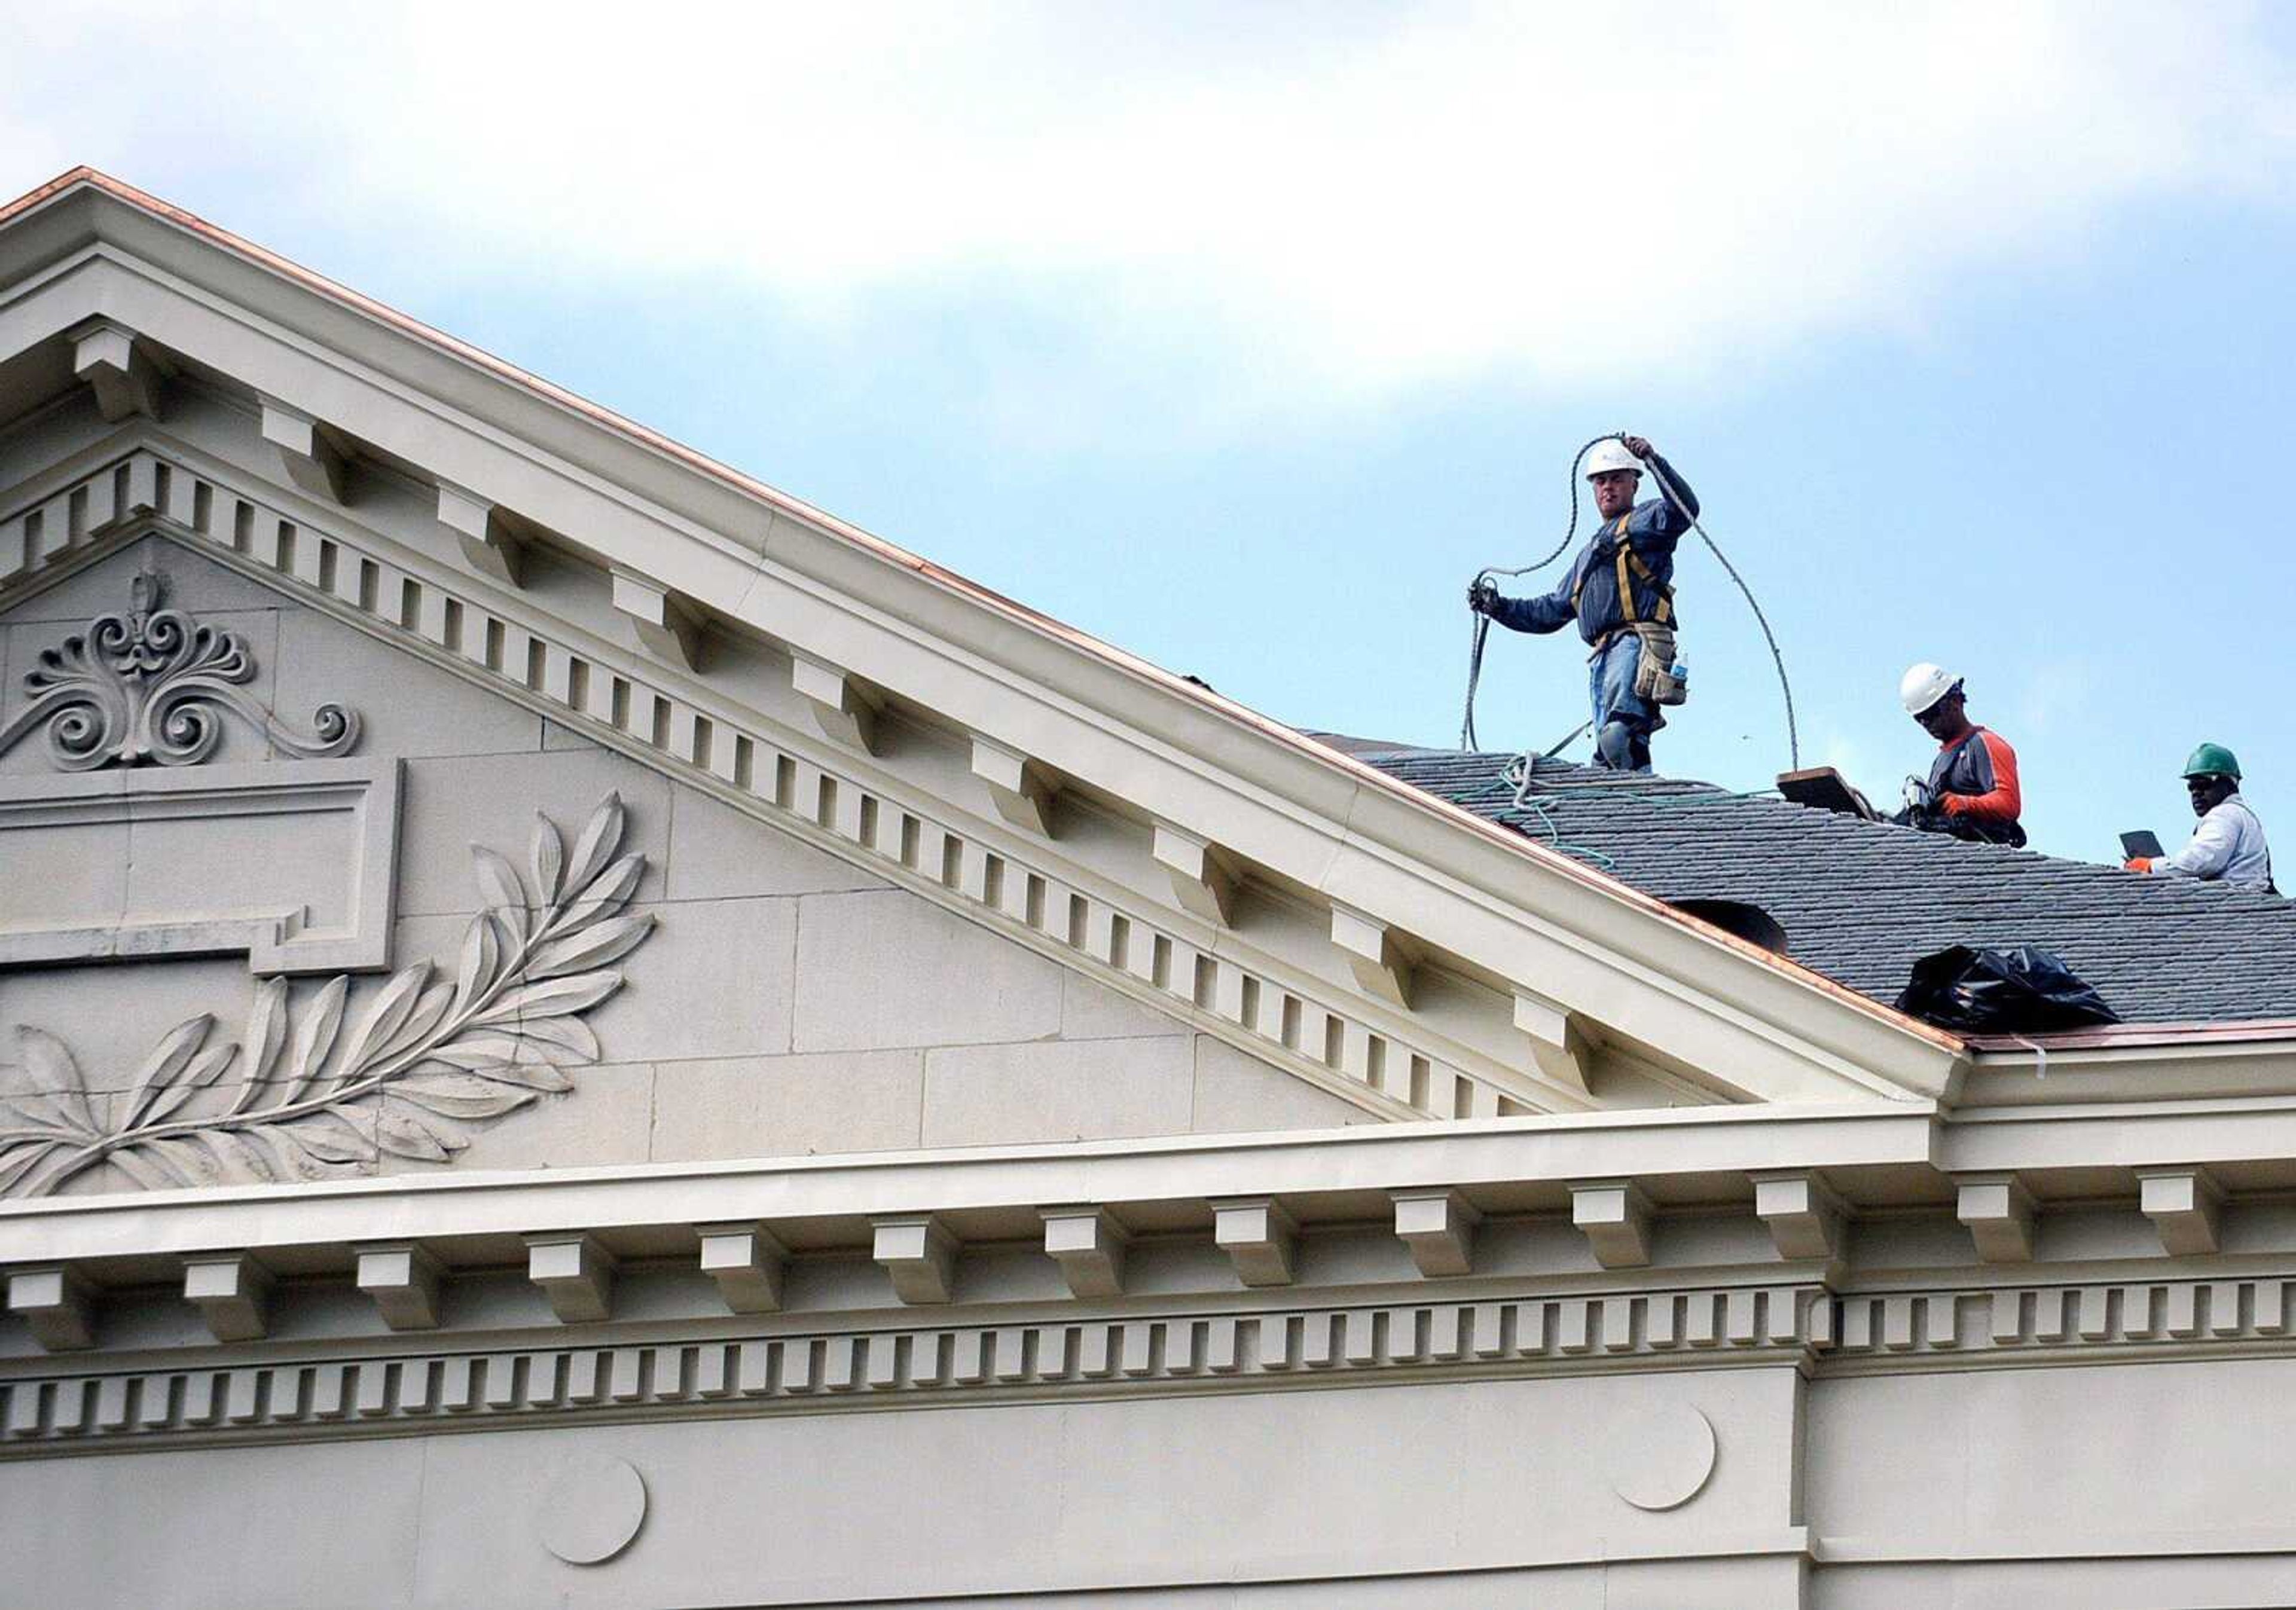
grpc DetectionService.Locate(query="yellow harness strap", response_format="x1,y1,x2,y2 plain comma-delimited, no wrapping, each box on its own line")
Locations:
1573,515,1674,627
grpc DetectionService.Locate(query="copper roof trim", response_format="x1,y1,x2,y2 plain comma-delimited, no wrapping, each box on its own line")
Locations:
1969,1019,2296,1054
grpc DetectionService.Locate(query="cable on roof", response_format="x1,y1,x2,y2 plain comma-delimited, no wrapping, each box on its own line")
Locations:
1503,752,1782,812
1497,751,1621,868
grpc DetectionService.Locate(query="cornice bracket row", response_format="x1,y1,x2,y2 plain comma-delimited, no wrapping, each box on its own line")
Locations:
2,1162,2248,1354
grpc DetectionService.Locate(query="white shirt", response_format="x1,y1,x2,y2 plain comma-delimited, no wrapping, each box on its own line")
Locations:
2164,796,2273,891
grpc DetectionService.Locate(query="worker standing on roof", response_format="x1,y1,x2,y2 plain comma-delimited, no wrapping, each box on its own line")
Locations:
1466,436,1694,772
1895,664,2026,847
2126,745,2274,891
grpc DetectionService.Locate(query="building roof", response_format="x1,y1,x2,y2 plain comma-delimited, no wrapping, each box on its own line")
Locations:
1354,747,2296,1027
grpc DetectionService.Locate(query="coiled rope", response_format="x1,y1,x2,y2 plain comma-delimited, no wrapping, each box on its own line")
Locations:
1458,434,1801,772
1459,433,1615,751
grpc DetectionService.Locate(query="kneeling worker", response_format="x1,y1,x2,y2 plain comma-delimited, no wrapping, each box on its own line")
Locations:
1897,663,2026,847
1468,436,1695,772
2126,744,2274,891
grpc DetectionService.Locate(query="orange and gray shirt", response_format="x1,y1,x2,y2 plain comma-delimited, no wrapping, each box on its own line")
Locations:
1928,726,2024,846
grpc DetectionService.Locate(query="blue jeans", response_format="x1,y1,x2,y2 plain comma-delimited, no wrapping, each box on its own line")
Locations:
1589,632,1655,772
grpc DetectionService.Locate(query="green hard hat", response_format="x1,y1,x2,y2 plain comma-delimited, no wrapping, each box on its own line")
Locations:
2182,742,2242,781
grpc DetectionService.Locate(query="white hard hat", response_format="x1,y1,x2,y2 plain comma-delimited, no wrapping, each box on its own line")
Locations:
1583,438,1643,479
1899,661,1961,717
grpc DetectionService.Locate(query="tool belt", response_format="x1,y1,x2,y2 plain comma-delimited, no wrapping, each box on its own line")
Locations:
1576,515,1686,706
1629,622,1688,707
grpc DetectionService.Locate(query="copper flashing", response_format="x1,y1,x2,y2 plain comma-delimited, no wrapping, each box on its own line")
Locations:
1968,1019,2296,1053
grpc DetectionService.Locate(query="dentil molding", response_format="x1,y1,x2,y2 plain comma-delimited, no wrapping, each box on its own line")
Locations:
10,1267,2296,1457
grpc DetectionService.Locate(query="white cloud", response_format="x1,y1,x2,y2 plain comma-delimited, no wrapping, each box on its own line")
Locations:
7,2,2294,408
2015,655,2099,734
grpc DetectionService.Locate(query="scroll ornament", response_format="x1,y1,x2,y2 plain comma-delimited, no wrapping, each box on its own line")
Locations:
0,793,654,1197
0,569,359,769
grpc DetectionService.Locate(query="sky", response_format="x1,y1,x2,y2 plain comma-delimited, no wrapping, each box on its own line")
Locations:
7,1,2295,864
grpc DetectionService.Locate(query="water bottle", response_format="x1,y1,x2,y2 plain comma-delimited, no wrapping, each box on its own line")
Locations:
1669,654,1688,689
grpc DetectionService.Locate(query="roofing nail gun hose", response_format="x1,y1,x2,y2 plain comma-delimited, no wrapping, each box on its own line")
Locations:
1460,436,1802,773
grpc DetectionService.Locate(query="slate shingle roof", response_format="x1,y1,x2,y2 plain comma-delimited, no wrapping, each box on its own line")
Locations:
1354,747,2296,1027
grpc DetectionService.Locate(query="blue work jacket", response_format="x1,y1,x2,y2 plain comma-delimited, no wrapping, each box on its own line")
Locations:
1486,454,1698,647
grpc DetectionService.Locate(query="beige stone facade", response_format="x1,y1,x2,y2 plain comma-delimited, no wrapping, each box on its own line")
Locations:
2,170,2295,1608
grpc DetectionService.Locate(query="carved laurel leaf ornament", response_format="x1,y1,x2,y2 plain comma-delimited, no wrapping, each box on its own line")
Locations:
0,793,653,1197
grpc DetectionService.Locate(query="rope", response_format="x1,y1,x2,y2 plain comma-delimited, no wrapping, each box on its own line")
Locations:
1459,434,1802,772
1460,433,1618,751
1641,453,1801,772
1498,750,1620,868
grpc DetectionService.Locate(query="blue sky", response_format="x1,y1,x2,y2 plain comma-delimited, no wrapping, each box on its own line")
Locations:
8,2,2295,863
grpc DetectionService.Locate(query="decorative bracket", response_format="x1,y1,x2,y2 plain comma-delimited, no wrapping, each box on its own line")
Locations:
790,654,880,753
2139,1168,2225,1257
7,1266,96,1351
970,738,1057,837
260,401,348,503
1153,824,1239,927
356,1242,444,1331
612,569,704,670
874,1215,959,1305
71,319,165,421
436,485,526,587
1213,1197,1296,1287
1332,905,1413,1009
1042,1206,1130,1298
698,1222,788,1313
1392,1187,1480,1277
1956,1174,2037,1263
527,1233,617,1323
1752,1171,1846,1262
1513,986,1595,1095
1571,1179,1653,1269
184,1252,274,1343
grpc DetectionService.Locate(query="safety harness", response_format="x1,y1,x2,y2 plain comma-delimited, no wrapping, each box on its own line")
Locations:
1572,514,1688,710
1571,514,1675,628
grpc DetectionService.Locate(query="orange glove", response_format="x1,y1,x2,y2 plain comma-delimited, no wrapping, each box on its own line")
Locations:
1938,794,1965,815
2124,857,2155,873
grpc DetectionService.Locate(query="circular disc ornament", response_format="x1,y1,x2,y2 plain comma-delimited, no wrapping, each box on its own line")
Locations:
1610,1403,1717,1512
538,1453,648,1565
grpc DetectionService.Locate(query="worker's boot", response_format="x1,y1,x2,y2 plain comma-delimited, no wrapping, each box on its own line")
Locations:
1595,720,1648,774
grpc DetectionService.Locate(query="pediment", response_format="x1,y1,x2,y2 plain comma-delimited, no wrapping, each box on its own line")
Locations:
0,173,1970,1204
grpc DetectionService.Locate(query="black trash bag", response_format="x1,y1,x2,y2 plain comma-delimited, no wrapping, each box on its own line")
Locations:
1894,945,2121,1034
